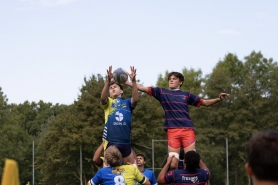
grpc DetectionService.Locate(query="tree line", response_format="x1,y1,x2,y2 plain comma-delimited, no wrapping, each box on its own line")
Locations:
0,51,278,185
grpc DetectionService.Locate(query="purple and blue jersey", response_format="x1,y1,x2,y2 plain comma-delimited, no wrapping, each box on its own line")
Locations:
148,87,203,130
162,168,210,185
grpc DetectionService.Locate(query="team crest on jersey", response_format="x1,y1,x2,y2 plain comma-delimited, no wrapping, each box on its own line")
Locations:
122,103,127,108
112,168,125,175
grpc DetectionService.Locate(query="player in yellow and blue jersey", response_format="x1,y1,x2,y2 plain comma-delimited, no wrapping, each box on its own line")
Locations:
100,66,138,165
88,146,150,185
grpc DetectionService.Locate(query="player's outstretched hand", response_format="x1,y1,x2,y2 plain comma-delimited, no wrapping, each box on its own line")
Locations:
219,93,230,100
106,66,113,80
128,66,137,82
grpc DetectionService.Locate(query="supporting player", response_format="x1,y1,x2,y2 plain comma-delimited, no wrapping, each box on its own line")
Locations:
100,66,138,165
157,150,209,184
136,153,157,185
93,143,108,169
88,146,151,185
125,71,230,169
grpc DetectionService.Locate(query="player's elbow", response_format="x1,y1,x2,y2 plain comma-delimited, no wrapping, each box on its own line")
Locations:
133,97,139,104
156,179,163,184
92,158,102,166
201,101,210,107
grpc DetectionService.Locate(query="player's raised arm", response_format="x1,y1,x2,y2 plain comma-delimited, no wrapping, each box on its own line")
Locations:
128,66,139,106
199,159,210,174
201,93,230,107
100,66,113,104
125,81,149,93
93,143,104,167
157,156,174,184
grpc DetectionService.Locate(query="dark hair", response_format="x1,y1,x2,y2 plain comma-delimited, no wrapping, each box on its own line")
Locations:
136,153,146,161
184,150,200,172
247,130,278,181
110,81,123,90
168,72,184,87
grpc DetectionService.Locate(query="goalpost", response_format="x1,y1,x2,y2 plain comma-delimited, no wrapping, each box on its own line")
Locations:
151,139,167,172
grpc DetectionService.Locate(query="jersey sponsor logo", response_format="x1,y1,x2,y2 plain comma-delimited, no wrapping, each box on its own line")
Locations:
115,111,124,121
112,168,125,175
182,175,198,183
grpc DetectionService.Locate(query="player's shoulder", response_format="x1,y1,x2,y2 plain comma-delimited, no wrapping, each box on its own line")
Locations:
198,168,210,174
144,169,156,176
115,165,136,170
173,168,187,175
144,168,154,173
97,166,112,175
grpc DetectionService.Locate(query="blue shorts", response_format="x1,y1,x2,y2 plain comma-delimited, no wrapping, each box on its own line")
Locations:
106,142,132,158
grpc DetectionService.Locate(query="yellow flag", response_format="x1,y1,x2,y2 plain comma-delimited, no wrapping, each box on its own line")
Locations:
1,159,20,185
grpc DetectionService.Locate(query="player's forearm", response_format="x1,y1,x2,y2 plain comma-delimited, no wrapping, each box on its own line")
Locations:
157,162,170,184
100,78,110,103
125,81,148,93
93,144,104,165
201,98,221,107
131,79,139,104
199,159,209,172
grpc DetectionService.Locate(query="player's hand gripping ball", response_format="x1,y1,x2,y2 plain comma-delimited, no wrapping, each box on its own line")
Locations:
113,68,128,84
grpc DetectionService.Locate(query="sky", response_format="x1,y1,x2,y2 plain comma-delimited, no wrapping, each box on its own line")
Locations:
1,0,278,105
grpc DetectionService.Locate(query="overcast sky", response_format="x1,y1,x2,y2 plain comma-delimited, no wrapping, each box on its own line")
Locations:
1,0,277,105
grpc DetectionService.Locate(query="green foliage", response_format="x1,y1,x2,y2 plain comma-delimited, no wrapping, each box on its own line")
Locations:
0,124,32,183
1,51,278,185
0,87,9,124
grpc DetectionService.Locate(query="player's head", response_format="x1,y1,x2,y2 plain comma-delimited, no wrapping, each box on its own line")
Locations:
184,150,200,172
109,81,123,98
245,130,278,183
136,153,146,166
105,145,122,167
168,72,184,89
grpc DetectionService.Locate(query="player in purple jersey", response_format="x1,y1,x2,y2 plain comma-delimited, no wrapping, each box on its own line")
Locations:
161,147,185,171
125,71,230,169
100,66,138,165
245,130,278,185
157,150,210,185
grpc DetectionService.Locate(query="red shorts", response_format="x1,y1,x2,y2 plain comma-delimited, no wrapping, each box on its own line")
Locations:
167,128,196,149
